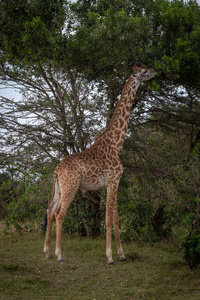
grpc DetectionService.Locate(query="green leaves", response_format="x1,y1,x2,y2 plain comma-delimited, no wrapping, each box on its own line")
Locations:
4,165,53,232
0,0,67,62
181,234,200,269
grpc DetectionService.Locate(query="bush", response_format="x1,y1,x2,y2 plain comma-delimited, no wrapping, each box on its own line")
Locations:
4,169,52,232
181,234,200,269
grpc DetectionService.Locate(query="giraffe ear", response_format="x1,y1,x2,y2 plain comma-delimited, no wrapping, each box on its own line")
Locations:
130,64,138,73
129,62,137,68
129,62,135,67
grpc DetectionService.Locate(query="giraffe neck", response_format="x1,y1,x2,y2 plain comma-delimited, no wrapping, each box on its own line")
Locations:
95,76,140,152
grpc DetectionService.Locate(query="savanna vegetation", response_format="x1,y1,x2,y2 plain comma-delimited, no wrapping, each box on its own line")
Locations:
1,0,200,272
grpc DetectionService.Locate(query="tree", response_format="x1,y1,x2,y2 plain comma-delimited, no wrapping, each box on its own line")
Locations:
0,0,106,233
66,0,200,250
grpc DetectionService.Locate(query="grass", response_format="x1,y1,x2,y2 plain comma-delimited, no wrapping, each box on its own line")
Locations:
0,230,200,300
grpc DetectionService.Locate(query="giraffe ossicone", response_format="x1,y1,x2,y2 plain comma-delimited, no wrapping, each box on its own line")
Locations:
43,65,157,264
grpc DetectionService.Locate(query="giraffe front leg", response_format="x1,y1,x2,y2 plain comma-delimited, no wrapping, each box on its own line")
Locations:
106,184,117,265
113,202,126,261
106,218,114,264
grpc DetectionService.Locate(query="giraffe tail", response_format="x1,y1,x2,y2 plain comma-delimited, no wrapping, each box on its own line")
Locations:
43,174,61,234
42,209,48,235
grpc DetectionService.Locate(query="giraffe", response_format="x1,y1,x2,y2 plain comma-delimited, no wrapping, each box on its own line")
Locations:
44,64,157,264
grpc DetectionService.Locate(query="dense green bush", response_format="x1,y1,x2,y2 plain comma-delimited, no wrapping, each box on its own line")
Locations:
181,234,200,269
4,168,52,232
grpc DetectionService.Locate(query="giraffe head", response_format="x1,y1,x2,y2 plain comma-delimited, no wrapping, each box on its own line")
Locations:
131,64,157,82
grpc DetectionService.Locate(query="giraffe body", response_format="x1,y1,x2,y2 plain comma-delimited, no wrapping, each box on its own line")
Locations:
44,65,157,264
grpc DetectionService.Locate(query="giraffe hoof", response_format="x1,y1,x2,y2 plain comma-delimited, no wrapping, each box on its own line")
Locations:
107,261,115,265
119,257,127,262
57,258,64,262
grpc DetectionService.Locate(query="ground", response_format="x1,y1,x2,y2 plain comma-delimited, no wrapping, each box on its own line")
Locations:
0,226,200,299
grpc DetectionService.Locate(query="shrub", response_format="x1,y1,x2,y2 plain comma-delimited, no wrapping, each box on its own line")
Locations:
181,234,200,269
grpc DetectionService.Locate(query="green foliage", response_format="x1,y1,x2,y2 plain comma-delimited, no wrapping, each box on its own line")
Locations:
0,0,67,61
70,1,152,80
0,174,11,220
62,191,104,237
69,0,200,87
181,234,200,269
118,176,173,243
4,166,52,232
118,127,200,249
5,188,45,232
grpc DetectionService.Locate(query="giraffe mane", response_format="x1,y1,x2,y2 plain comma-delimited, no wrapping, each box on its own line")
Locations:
95,76,133,142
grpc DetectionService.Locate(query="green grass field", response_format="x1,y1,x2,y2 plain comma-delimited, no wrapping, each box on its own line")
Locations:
0,230,200,300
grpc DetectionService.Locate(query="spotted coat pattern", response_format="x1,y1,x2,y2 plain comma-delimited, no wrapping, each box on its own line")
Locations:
44,65,157,264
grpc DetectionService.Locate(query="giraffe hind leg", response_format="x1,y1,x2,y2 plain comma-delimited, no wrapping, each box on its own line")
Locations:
54,173,81,262
113,202,126,261
44,175,61,259
54,194,77,262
